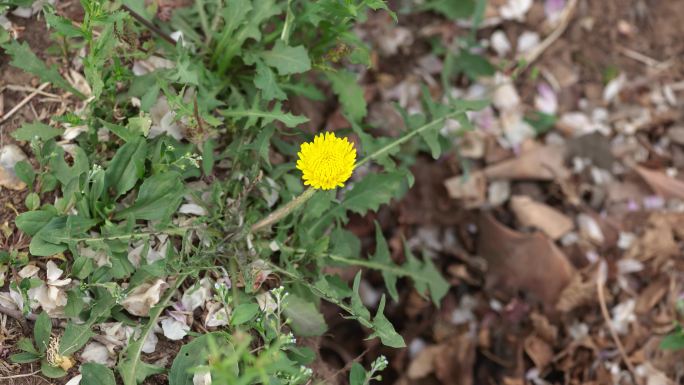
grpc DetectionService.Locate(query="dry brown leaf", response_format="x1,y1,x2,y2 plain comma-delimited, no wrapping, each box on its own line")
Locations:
510,195,574,239
530,312,558,343
624,214,679,264
482,144,568,181
444,171,487,208
478,213,575,307
407,345,442,379
635,276,669,315
121,279,168,317
433,334,476,385
556,273,596,313
524,334,554,370
635,166,684,200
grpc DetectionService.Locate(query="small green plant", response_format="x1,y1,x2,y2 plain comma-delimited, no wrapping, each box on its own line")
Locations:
2,0,488,382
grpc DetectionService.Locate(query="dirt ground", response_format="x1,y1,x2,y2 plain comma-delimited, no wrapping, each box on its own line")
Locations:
2,0,684,384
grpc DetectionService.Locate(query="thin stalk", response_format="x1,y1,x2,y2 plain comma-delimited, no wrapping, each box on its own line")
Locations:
250,188,316,232
356,110,461,167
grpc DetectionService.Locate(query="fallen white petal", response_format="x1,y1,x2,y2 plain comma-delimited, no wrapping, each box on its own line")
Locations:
64,374,82,385
81,342,111,365
161,317,190,340
18,264,40,278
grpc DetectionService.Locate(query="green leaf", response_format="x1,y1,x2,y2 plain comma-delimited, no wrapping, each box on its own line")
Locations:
59,323,94,356
15,210,55,236
81,363,116,385
65,289,87,318
34,312,52,354
49,144,90,185
283,295,328,337
307,171,407,236
10,351,41,363
261,41,311,75
661,329,684,350
369,222,398,302
41,359,67,378
105,137,147,198
349,362,366,385
17,337,38,354
404,241,449,306
327,70,367,122
454,50,495,80
231,303,260,325
114,172,184,221
350,272,371,322
169,333,235,385
368,295,405,348
14,160,36,189
11,122,62,141
25,192,40,211
2,41,85,99
254,60,286,101
421,0,476,19
119,275,188,385
220,103,308,128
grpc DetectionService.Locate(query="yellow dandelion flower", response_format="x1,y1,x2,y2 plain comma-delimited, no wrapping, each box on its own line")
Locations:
296,132,356,190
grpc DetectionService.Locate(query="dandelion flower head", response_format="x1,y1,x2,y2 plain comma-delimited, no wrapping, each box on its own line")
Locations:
296,132,356,190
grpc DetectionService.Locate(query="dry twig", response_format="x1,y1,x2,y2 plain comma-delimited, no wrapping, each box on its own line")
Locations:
0,83,50,125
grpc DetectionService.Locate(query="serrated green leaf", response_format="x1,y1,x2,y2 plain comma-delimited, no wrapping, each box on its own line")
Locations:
2,41,85,99
254,60,286,101
220,103,308,128
327,70,367,122
370,222,398,301
283,295,327,337
350,272,371,322
307,171,407,236
368,295,405,348
11,122,62,141
404,241,449,306
261,41,311,75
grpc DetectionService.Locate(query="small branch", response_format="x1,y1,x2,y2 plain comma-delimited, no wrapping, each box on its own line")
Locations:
514,0,578,71
251,188,316,233
596,263,642,385
0,370,41,380
0,83,50,125
121,5,176,46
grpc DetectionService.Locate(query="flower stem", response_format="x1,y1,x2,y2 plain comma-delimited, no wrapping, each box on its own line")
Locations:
251,188,316,233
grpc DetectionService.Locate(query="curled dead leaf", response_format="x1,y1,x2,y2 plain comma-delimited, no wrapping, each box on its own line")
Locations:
478,213,574,307
444,171,487,208
510,195,574,239
635,166,684,200
483,145,569,181
121,279,168,317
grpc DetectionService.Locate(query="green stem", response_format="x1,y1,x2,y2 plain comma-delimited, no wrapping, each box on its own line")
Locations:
266,262,373,329
356,111,461,167
119,273,189,385
250,188,316,232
